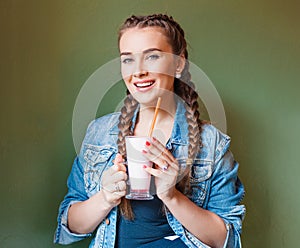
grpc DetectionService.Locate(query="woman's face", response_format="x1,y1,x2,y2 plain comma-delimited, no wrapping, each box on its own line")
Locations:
119,27,181,105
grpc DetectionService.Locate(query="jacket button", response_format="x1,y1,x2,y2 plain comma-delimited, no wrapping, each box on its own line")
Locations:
105,218,110,225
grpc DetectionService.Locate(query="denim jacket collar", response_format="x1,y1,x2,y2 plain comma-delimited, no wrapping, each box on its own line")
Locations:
108,98,189,146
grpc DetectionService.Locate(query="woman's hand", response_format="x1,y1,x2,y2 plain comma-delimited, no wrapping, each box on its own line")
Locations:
142,137,179,201
100,153,127,208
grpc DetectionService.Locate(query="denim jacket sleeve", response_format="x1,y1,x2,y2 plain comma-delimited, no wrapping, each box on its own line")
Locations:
168,126,245,248
207,130,245,247
53,156,93,244
53,117,118,245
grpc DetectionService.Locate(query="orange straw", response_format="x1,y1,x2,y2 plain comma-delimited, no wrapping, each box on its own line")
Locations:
148,97,161,137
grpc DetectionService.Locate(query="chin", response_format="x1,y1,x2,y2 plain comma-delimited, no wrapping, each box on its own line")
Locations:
130,92,158,106
135,96,157,106
129,88,161,104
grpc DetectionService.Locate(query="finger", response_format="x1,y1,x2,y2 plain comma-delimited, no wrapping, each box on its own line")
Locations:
143,166,164,177
111,171,128,183
113,154,127,172
102,179,127,194
150,137,176,162
145,140,164,159
111,162,126,173
119,171,128,181
101,184,114,193
153,162,177,175
143,151,168,170
101,170,127,191
113,190,126,197
144,140,177,170
111,163,120,172
111,181,127,197
114,153,123,163
117,162,127,172
116,180,127,191
165,160,179,171
143,150,178,171
154,163,169,173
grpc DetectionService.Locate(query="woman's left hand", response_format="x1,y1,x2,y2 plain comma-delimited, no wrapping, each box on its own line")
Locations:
142,137,179,201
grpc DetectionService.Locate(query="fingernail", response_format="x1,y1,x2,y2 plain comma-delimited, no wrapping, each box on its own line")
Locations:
145,141,151,146
142,150,147,154
143,165,147,169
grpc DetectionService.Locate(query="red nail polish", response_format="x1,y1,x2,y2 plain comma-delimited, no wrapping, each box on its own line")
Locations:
143,165,147,169
145,141,151,146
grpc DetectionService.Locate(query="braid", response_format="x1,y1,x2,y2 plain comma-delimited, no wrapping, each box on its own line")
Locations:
117,94,138,219
175,59,202,159
117,94,138,158
174,55,202,194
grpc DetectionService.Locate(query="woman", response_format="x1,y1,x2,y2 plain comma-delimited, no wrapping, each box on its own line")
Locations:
54,14,245,248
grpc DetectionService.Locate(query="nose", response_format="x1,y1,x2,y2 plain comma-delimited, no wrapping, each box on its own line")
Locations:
133,70,147,78
133,57,147,78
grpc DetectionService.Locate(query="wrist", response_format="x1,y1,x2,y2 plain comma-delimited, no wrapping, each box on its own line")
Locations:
98,190,115,211
158,188,179,204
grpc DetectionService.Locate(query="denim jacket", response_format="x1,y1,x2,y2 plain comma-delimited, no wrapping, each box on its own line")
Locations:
54,100,245,248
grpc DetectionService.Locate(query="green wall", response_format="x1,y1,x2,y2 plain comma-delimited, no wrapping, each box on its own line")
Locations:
1,1,299,247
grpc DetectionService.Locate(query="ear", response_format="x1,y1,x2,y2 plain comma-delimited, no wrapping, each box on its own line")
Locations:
175,53,186,75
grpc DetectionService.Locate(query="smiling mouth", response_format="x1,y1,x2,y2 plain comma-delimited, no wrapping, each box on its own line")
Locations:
134,80,155,88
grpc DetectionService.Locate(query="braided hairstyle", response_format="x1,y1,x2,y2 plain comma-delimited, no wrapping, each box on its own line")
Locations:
117,14,202,219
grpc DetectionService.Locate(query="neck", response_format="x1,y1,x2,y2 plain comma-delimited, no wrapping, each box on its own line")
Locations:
139,94,176,121
134,94,176,141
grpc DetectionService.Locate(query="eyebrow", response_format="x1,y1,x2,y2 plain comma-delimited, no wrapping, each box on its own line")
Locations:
120,48,163,56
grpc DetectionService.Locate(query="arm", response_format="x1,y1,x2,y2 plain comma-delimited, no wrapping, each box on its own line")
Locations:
206,150,245,247
68,154,127,234
67,189,115,234
143,139,226,247
54,157,92,244
162,190,227,248
144,137,245,248
54,154,127,244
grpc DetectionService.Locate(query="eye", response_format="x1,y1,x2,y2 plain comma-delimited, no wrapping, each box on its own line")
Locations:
146,54,160,61
121,57,134,64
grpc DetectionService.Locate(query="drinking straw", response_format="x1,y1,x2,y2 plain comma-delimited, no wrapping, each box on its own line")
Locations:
148,97,161,137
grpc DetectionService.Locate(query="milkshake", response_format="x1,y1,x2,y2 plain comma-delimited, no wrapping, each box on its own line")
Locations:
125,136,153,200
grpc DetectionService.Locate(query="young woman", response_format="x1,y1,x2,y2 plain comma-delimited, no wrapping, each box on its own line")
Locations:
54,14,245,248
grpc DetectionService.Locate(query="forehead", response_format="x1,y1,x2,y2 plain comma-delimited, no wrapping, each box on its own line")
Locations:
119,27,173,54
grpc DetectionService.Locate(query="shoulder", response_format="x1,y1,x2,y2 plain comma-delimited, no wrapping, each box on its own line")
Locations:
82,112,121,145
200,123,231,161
88,112,120,130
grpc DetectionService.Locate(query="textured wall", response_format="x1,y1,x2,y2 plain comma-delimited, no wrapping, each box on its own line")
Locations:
1,1,299,247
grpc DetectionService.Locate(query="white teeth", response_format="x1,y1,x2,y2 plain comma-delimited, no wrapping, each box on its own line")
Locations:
136,82,151,87
135,81,154,88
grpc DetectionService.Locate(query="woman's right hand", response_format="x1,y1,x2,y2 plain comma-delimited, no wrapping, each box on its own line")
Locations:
100,153,127,208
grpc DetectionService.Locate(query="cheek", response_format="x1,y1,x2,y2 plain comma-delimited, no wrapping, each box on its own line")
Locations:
148,61,176,76
121,65,132,79
120,68,132,88
146,62,175,76
160,74,175,90
123,78,132,91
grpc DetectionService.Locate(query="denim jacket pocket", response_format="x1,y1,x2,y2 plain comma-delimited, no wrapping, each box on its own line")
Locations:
189,159,213,206
83,144,116,196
